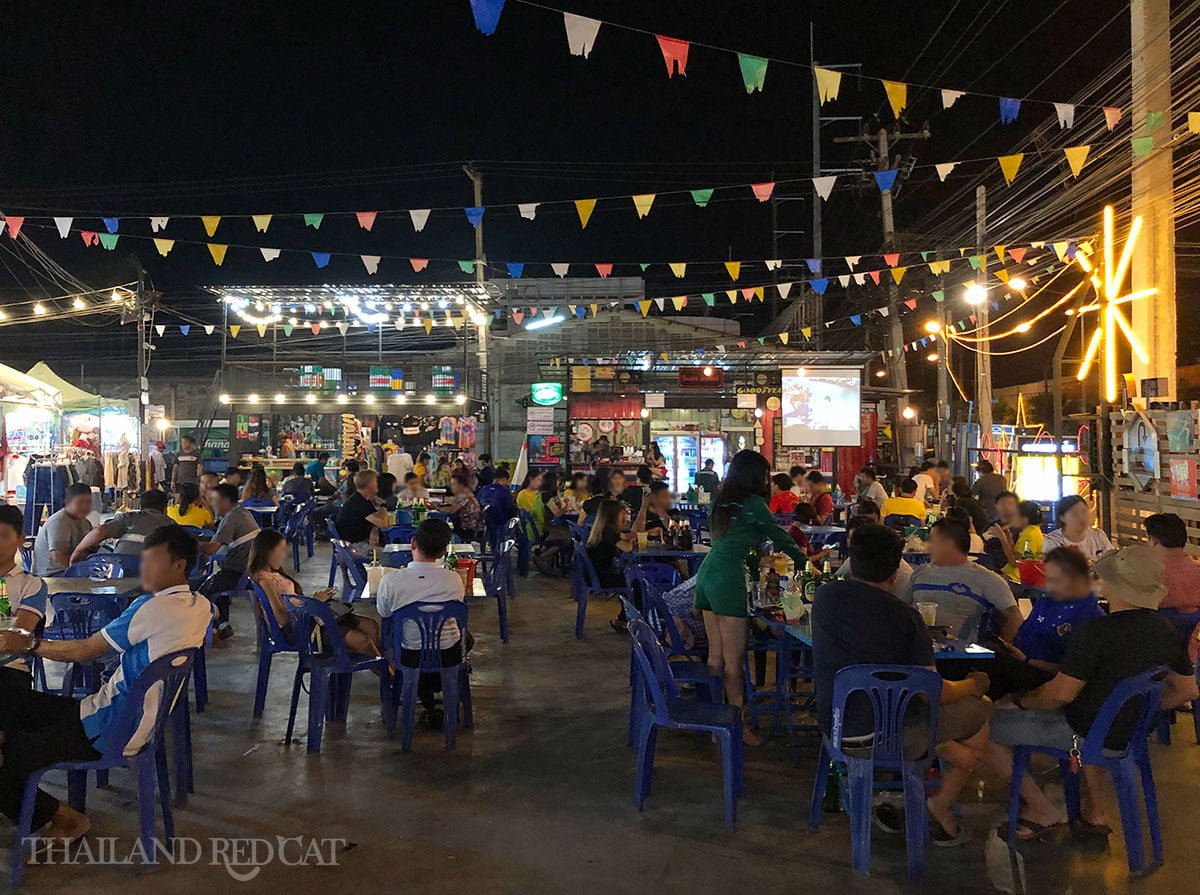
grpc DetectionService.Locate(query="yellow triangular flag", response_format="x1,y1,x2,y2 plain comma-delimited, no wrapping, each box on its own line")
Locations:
422,317,433,334
229,325,241,339
251,214,272,232
575,198,597,229
727,289,739,304
994,245,1007,264
724,261,741,281
882,80,907,118
1064,145,1090,177
207,243,228,266
778,331,789,345
928,260,950,275
1190,112,1200,135
589,303,598,317
754,286,764,301
669,262,687,278
200,215,221,237
1052,241,1069,262
995,268,1011,284
568,305,577,317
660,352,669,362
671,296,686,311
890,266,906,285
153,238,174,257
998,153,1024,186
632,194,655,219
814,67,842,104
638,300,652,317
801,326,812,340
256,324,268,338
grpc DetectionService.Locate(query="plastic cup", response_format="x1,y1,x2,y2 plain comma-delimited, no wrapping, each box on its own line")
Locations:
637,531,649,550
916,602,938,627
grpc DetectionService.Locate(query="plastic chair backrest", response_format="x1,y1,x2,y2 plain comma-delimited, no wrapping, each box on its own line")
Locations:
830,665,942,763
387,601,469,671
387,524,416,545
241,497,276,509
325,518,341,540
628,619,682,716
630,562,682,642
331,540,367,590
484,539,516,596
567,520,589,542
61,556,128,580
93,648,197,761
903,553,933,567
46,593,122,640
285,595,354,670
1079,665,1169,761
572,543,604,591
969,552,994,570
248,581,294,650
884,514,924,531
909,578,996,641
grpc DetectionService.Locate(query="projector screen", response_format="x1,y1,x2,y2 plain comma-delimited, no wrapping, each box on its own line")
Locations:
780,367,863,446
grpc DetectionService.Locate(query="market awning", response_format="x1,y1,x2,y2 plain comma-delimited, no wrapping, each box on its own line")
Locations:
0,363,61,410
25,362,121,413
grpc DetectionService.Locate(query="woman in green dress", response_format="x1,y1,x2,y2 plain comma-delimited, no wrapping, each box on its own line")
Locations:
695,449,806,744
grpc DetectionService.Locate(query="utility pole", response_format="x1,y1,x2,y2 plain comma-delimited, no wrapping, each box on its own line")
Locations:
975,186,993,444
877,129,907,411
464,163,492,452
936,295,950,462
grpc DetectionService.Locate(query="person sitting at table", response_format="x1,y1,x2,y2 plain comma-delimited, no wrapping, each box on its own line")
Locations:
694,458,721,495
247,529,380,657
912,461,938,503
944,506,985,553
335,470,392,554
70,489,177,564
620,466,652,515
645,443,668,481
854,466,889,510
905,518,1023,643
1145,512,1200,613
400,472,431,506
377,472,399,512
429,455,451,489
475,453,496,488
945,478,989,541
516,471,544,517
833,514,914,597
198,483,261,639
33,483,93,576
0,525,211,847
786,502,820,555
199,472,220,508
589,498,635,632
789,465,807,497
769,473,800,515
242,465,276,505
222,467,244,492
167,482,214,529
880,477,926,525
477,466,517,535
633,481,675,538
803,470,835,523
376,519,469,730
987,499,1045,582
1042,494,1113,562
985,545,1198,842
280,462,314,500
578,471,609,521
306,451,331,481
811,522,991,847
445,473,483,541
530,472,573,574
0,504,49,683
413,451,431,482
694,449,805,745
559,472,590,517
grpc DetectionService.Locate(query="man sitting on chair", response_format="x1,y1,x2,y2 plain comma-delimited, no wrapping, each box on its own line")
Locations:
69,489,175,564
0,527,211,847
335,469,392,554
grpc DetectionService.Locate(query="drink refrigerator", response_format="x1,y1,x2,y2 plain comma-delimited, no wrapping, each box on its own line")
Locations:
700,434,727,478
655,433,699,494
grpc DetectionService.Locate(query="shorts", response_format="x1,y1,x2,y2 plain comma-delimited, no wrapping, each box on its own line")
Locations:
694,580,748,618
988,706,1076,751
841,695,992,762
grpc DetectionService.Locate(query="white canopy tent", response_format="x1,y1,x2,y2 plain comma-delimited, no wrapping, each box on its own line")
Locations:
0,363,61,410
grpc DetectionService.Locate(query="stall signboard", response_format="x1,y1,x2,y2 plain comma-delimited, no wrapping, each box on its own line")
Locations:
644,393,665,408
527,406,555,435
736,394,758,409
1122,409,1159,490
613,370,643,394
530,382,564,406
679,367,724,388
432,366,457,396
1167,410,1196,452
1170,458,1198,499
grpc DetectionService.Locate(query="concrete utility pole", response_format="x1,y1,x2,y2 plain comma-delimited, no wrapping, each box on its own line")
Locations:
464,163,492,451
1130,0,1176,396
975,186,993,443
878,129,907,408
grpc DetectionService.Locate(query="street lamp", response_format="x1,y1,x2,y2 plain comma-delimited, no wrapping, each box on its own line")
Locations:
923,320,942,334
964,282,987,305
901,405,917,420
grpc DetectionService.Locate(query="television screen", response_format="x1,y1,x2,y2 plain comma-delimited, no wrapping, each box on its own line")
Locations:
780,367,862,446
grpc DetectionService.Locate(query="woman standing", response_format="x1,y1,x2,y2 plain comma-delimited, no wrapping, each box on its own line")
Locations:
1043,494,1113,561
694,450,805,744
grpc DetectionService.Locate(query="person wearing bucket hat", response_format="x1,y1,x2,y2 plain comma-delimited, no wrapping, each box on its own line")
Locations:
984,544,1198,841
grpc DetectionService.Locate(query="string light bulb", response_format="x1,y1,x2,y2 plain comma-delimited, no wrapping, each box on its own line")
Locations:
923,320,942,334
1009,277,1027,291
73,298,86,310
33,303,46,315
964,282,986,305
901,405,917,420
273,393,286,403
305,394,317,404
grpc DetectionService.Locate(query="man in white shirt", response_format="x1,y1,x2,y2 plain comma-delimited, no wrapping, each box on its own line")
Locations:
0,526,210,846
912,462,937,503
0,505,49,680
376,518,466,729
387,446,414,482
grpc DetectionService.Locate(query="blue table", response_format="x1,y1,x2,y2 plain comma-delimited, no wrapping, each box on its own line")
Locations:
620,547,709,576
759,613,994,661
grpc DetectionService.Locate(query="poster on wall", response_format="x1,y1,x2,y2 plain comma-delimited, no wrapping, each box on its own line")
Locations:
1123,410,1159,491
1169,458,1198,499
1167,410,1196,452
780,367,862,447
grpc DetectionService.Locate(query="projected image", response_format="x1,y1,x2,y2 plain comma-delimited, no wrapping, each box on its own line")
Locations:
780,367,862,446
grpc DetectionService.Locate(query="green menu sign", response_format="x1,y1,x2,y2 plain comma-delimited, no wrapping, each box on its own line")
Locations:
530,382,564,406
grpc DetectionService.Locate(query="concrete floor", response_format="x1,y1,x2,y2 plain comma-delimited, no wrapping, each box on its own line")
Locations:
13,543,1200,893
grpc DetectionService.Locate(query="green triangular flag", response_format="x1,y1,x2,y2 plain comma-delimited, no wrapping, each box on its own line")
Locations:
702,293,716,307
457,260,476,274
98,233,119,250
1132,136,1154,157
1145,109,1164,131
920,251,930,261
639,263,650,272
968,254,983,270
304,213,324,229
757,337,766,345
282,324,294,337
932,290,945,303
737,53,768,94
690,188,714,208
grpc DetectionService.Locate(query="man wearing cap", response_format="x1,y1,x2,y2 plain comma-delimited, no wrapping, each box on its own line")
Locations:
985,545,1198,841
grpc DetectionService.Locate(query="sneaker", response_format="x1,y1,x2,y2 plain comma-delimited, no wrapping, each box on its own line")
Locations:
217,624,235,641
873,802,903,834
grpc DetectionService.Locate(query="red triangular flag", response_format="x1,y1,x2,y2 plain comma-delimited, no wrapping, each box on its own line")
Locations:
741,287,755,299
751,181,775,202
904,298,917,310
868,270,881,285
736,341,747,348
512,310,525,326
409,258,429,272
355,211,378,231
655,35,689,77
1008,246,1027,264
595,263,613,278
310,323,321,335
80,230,98,246
5,216,24,239
883,252,900,267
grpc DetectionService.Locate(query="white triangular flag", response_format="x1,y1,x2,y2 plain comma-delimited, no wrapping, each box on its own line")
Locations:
844,255,861,268
518,202,538,220
150,217,170,232
935,162,957,182
941,89,964,110
563,12,601,58
155,325,166,336
204,325,215,335
837,274,850,287
878,307,889,317
409,208,431,232
765,259,781,271
1053,102,1075,129
361,255,381,275
336,322,348,335
777,282,793,299
812,175,837,201
852,273,866,285
53,217,72,238
260,247,281,262
551,262,569,277
654,298,665,311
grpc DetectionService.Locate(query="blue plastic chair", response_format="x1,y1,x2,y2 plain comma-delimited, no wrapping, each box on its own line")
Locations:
284,596,390,753
884,514,924,532
330,539,369,603
282,500,316,572
247,582,300,718
1155,609,1200,745
807,665,943,879
571,546,632,639
241,496,278,529
44,593,122,697
482,538,514,643
1006,666,1170,877
909,579,996,642
384,602,473,752
325,517,343,586
566,520,589,542
9,649,196,887
384,523,417,545
19,537,33,573
58,555,129,580
628,620,743,828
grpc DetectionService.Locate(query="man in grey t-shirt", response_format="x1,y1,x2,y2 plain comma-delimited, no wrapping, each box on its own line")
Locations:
172,434,201,490
69,489,177,564
34,483,94,575
969,459,1009,520
903,518,1022,643
199,483,261,638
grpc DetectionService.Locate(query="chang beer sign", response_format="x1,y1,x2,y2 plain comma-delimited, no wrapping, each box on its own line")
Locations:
530,382,564,406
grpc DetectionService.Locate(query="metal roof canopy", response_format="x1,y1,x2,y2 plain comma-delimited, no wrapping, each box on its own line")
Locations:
207,283,492,306
488,277,645,305
544,349,877,371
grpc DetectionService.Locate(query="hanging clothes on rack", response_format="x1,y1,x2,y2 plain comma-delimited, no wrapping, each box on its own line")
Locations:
23,458,78,536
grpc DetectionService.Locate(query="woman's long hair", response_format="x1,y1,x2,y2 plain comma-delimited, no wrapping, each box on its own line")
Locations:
243,465,273,500
587,498,623,547
247,530,302,593
539,471,559,503
711,450,770,538
176,482,200,517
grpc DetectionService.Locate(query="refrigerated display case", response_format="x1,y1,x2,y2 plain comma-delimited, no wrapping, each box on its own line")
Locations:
655,433,700,494
700,434,727,478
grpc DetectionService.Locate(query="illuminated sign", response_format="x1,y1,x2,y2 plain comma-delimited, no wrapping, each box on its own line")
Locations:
530,382,564,406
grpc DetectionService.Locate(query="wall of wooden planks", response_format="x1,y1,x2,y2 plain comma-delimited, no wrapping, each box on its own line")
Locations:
1110,409,1200,552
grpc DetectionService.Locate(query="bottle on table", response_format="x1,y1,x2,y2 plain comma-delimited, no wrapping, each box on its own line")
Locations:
0,578,9,619
677,518,693,551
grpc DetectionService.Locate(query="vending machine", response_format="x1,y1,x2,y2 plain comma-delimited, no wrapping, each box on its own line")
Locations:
655,433,700,494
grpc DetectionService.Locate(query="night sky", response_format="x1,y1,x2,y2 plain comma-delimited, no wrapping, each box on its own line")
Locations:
0,0,1183,392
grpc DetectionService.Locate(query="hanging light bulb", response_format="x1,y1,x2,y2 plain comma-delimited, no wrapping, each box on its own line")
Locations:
901,405,917,420
273,393,286,403
964,282,987,305
73,297,86,310
305,394,317,404
33,303,46,315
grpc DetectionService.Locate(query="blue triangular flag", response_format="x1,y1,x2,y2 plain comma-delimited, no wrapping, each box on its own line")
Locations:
575,306,587,319
465,206,485,228
991,301,1000,310
809,278,829,295
850,314,862,326
1065,243,1078,259
506,262,524,278
874,169,899,191
920,337,928,347
493,309,503,320
179,324,190,336
312,252,331,269
999,97,1021,124
367,324,378,334
102,217,119,233
806,258,822,274
469,0,505,35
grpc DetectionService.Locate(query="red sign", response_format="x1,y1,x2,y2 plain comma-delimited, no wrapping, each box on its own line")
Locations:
1170,458,1198,499
678,367,724,388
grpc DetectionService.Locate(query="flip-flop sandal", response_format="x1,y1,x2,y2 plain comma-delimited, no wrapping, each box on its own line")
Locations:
1005,818,1067,843
1070,818,1113,839
930,819,972,847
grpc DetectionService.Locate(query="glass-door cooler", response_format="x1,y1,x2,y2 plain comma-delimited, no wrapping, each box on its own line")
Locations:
656,433,699,494
700,434,727,479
